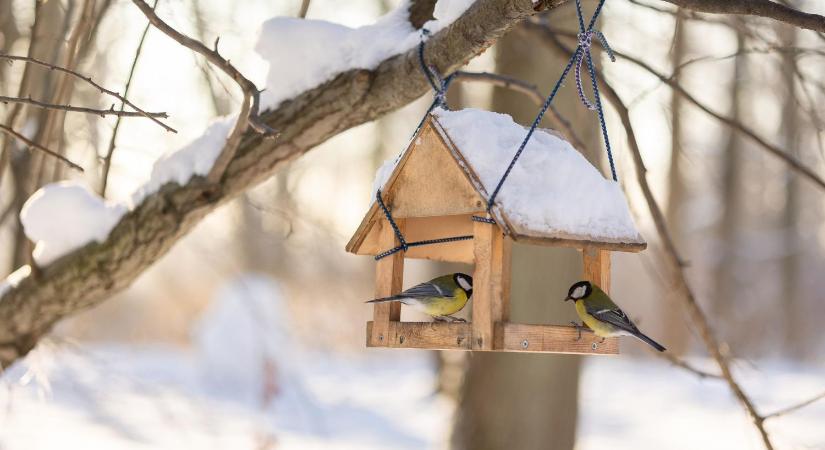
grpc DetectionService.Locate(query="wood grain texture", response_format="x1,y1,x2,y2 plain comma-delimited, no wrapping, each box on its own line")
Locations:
471,220,508,350
497,323,618,354
371,219,405,347
366,321,473,350
582,247,611,294
365,321,617,354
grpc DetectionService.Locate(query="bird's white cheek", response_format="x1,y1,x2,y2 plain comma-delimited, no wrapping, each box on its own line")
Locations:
457,277,471,291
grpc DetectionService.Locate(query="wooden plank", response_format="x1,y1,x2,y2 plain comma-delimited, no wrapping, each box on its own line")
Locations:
370,218,405,347
387,123,485,218
472,220,506,350
365,322,617,354
366,321,473,350
498,323,619,355
582,247,611,293
352,214,478,264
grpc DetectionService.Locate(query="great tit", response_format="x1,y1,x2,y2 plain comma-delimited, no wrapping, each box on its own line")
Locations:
564,280,666,352
366,273,473,322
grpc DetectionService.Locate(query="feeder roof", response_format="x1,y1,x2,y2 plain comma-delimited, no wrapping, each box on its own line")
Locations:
347,108,645,258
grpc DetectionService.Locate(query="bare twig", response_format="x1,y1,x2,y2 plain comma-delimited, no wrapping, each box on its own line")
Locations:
661,0,825,33
0,54,176,133
764,390,825,420
130,0,278,183
658,351,723,379
298,0,311,18
450,70,591,154
0,124,83,172
527,22,825,192
100,0,157,196
0,95,168,118
537,30,776,450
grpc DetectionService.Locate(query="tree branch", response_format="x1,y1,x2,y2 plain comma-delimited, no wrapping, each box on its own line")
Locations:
100,0,157,196
538,33,777,450
130,0,278,184
528,22,825,193
450,70,590,153
0,54,177,133
0,124,84,172
0,0,551,369
0,95,167,118
661,0,825,33
764,390,825,420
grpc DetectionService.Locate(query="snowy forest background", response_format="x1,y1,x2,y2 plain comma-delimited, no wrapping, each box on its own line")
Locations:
1,0,824,449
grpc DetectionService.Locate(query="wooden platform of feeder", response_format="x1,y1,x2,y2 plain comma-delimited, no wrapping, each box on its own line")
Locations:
365,321,618,354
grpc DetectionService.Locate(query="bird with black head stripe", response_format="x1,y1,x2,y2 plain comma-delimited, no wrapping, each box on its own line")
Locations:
565,280,665,352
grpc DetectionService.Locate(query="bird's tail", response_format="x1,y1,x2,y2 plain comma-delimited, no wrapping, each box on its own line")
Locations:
365,296,403,304
632,331,666,352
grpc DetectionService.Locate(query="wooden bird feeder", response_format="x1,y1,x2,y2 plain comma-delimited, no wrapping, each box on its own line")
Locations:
346,109,646,355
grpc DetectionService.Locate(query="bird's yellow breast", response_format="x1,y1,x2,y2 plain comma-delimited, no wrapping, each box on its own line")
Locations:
575,300,616,338
420,289,469,316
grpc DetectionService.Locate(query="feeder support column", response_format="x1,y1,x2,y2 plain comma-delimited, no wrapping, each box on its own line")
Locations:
472,221,512,350
371,218,405,346
582,247,611,294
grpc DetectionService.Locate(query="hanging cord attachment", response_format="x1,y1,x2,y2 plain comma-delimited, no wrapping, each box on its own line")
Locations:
374,190,473,260
575,29,615,111
485,0,618,219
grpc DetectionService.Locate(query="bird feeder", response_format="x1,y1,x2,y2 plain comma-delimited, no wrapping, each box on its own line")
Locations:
346,109,646,355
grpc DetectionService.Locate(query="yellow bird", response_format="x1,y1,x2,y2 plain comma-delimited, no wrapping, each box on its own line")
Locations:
564,280,666,352
366,273,473,322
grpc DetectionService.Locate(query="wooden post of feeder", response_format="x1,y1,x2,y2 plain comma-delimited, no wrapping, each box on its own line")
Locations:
472,220,511,350
370,218,405,347
582,247,611,294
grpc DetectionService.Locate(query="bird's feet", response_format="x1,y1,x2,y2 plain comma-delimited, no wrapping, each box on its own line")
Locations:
435,316,466,323
570,321,585,341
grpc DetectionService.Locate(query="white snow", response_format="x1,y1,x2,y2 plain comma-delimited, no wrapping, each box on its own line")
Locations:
0,265,32,298
131,114,237,206
8,0,479,272
0,274,453,449
19,182,127,266
374,108,642,242
2,344,823,449
255,0,476,109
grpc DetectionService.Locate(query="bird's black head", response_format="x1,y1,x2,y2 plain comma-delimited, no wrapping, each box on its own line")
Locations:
564,280,592,301
454,273,473,298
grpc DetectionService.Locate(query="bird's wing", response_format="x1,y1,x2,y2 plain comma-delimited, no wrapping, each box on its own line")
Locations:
400,281,451,299
586,304,640,335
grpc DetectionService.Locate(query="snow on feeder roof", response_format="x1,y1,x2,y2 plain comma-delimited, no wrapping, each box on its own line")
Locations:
347,108,645,264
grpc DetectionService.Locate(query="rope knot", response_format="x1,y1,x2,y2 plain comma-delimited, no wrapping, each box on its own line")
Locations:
574,29,615,111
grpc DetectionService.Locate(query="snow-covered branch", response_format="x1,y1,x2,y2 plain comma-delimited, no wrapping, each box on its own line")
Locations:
0,0,548,369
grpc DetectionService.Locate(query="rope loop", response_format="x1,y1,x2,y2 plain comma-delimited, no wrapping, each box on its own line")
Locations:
575,29,615,111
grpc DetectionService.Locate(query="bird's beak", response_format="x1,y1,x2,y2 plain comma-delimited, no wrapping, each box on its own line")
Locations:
563,296,572,302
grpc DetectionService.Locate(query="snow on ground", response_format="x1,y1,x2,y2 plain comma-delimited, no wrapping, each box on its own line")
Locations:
1,275,823,449
373,108,642,242
2,345,823,450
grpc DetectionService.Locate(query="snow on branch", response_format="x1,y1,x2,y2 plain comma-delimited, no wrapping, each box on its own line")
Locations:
0,0,553,369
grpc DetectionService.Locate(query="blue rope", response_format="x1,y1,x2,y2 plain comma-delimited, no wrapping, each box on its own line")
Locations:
486,0,618,213
411,29,455,137
374,189,473,260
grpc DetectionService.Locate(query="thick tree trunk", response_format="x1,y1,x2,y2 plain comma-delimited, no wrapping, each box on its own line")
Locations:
778,23,800,355
713,30,745,323
451,18,601,449
663,14,690,354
